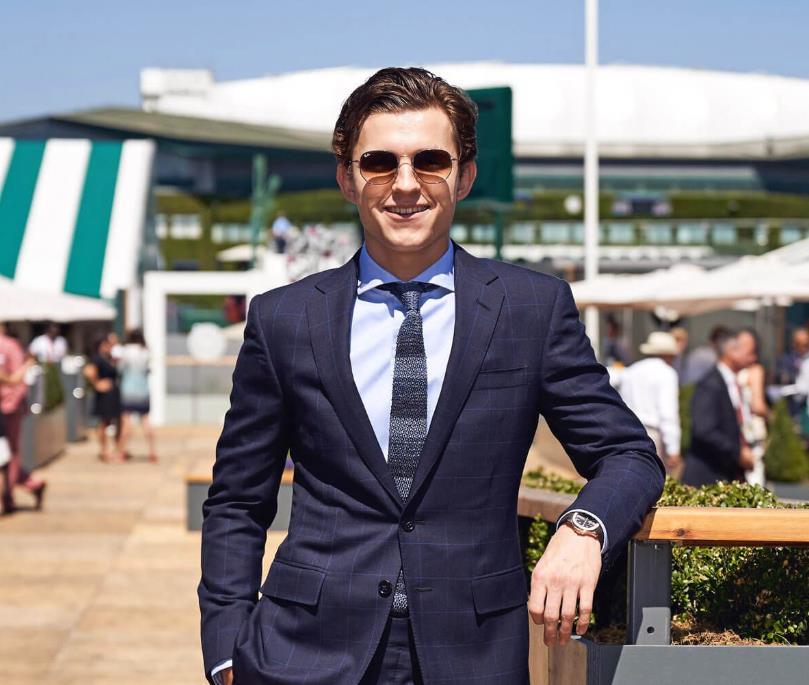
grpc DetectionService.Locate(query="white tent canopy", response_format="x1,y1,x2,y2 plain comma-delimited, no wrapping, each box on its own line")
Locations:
0,276,115,322
571,236,809,316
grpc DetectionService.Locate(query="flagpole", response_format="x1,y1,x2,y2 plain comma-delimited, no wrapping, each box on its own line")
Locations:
584,0,600,356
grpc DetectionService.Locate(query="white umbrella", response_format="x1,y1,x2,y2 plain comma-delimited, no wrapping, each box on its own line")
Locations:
0,277,115,322
570,264,705,308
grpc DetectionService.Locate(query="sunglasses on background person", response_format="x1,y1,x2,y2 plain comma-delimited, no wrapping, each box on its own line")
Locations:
348,149,459,185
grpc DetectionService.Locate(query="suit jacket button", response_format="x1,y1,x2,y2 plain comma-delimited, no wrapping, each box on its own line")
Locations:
378,580,392,597
401,519,415,532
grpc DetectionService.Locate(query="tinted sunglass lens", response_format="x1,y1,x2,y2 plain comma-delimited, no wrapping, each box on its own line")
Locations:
413,149,453,183
360,151,397,184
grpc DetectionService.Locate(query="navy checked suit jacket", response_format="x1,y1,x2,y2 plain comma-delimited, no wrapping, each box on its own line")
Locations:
198,245,664,685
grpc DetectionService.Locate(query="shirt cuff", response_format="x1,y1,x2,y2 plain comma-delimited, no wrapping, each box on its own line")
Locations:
211,659,232,684
556,509,609,554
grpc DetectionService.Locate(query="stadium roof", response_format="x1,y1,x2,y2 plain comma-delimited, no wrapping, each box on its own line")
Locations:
0,107,332,153
141,63,809,159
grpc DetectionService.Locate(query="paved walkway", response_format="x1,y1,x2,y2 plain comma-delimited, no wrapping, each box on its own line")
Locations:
1,422,567,685
0,425,283,685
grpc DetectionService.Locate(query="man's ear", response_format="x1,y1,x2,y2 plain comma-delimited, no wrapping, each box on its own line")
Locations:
455,160,477,202
336,162,358,205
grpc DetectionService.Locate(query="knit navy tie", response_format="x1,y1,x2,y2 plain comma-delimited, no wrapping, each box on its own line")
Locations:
382,281,433,616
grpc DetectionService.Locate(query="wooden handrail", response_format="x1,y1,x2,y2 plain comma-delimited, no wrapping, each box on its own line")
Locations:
517,486,809,547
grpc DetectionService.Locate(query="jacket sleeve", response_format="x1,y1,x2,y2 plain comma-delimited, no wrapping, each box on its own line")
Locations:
537,280,664,571
198,293,291,681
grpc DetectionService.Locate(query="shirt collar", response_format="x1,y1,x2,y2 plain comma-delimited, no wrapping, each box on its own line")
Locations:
717,362,737,386
357,241,455,296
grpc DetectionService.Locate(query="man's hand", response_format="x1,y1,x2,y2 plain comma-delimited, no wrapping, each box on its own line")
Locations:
528,524,602,646
740,445,755,470
221,667,233,685
665,453,682,471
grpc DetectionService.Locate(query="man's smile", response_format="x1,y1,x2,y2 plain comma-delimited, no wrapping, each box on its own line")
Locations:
383,204,430,216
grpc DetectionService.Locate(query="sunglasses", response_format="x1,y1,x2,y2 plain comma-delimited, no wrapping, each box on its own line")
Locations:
349,149,458,185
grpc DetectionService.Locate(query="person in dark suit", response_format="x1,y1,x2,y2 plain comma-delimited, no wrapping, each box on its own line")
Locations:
683,329,758,487
199,67,664,685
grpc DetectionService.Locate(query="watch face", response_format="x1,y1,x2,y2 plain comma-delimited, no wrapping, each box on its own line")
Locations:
571,512,600,532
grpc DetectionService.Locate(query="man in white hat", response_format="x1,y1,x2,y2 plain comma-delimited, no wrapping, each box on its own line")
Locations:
618,331,681,477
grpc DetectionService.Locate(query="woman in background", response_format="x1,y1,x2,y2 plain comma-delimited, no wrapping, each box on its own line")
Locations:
84,333,123,463
119,330,157,463
738,329,769,487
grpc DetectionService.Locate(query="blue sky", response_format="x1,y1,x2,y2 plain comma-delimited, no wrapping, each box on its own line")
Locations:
2,0,808,122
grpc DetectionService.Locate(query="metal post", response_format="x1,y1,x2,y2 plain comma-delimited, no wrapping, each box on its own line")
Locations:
627,540,672,646
584,0,601,357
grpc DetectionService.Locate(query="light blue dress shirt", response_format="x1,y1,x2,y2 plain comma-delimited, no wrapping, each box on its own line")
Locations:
350,241,455,459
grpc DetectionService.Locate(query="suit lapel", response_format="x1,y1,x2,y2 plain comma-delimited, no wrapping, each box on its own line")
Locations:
307,255,403,510
408,246,504,502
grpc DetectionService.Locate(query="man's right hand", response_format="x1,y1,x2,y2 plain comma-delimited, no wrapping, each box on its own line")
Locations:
739,445,755,470
221,668,233,685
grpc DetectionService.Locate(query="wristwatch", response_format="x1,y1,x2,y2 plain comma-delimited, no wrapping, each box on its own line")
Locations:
559,511,604,546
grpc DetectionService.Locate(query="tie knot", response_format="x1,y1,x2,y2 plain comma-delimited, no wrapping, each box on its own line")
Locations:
381,282,433,313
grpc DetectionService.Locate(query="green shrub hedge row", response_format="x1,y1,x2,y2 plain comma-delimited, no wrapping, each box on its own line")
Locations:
522,471,809,644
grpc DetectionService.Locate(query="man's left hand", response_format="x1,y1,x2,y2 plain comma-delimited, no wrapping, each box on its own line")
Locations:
528,524,602,646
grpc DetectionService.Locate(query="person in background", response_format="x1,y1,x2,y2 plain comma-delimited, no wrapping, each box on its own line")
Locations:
775,327,809,419
602,313,632,367
119,330,157,463
670,326,689,384
683,329,758,487
28,322,68,364
271,212,292,254
84,333,124,463
107,331,124,363
679,325,730,386
618,331,681,478
737,330,768,487
0,322,46,513
795,353,809,441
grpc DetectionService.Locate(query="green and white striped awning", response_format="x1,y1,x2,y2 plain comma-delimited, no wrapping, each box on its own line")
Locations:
0,138,154,300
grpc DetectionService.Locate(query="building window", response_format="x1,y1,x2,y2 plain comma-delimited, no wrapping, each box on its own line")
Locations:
155,214,169,239
471,224,496,242
541,222,571,243
509,222,536,243
450,224,469,242
169,214,203,240
711,222,737,245
606,222,635,244
677,222,708,245
780,225,804,245
211,223,258,244
643,223,672,244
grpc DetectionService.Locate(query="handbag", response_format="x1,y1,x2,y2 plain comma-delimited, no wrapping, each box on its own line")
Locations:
0,437,11,469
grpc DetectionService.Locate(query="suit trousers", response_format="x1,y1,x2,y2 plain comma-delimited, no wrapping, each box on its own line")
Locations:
359,616,424,685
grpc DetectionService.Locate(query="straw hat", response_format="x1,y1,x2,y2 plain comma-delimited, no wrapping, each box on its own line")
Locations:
639,331,679,356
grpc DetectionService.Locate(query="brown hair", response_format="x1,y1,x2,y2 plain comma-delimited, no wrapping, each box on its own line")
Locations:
332,67,478,167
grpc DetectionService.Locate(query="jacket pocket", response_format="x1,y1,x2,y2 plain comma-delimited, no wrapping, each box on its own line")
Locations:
471,366,529,391
260,559,326,606
471,565,528,615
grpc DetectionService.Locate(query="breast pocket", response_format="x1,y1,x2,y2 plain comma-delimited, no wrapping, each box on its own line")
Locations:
471,365,529,391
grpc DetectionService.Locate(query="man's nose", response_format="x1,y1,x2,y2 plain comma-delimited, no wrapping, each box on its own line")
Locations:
391,162,421,194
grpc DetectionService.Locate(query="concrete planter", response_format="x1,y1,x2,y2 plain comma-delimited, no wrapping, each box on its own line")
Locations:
20,405,66,472
535,631,809,685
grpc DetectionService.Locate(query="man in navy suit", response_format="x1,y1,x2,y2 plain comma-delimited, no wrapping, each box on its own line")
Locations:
199,67,664,685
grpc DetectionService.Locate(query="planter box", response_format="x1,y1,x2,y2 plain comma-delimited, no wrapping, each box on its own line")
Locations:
20,406,66,472
185,462,294,531
542,635,809,685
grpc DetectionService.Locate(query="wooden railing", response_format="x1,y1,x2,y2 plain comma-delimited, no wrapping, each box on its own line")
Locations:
517,485,809,646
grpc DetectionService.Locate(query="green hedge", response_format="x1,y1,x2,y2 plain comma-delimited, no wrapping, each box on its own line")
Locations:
42,362,64,413
765,399,809,482
522,470,809,644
